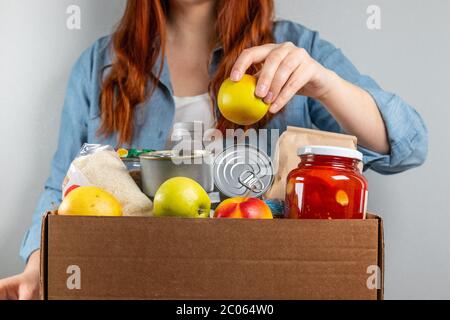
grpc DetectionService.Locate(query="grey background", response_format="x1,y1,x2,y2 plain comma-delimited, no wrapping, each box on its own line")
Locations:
0,0,449,299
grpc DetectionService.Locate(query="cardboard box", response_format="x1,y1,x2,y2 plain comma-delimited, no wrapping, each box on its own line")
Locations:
40,213,384,300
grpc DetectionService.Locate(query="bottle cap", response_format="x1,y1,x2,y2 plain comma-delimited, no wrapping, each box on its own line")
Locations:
298,146,363,161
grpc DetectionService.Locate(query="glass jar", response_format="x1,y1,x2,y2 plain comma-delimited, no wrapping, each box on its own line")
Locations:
285,146,368,220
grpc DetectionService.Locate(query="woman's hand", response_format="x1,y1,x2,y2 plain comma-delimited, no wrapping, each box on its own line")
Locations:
0,251,40,300
230,42,390,154
230,42,337,113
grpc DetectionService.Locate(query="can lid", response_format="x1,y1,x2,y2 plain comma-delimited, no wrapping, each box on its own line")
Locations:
140,149,211,160
298,145,363,161
213,144,274,198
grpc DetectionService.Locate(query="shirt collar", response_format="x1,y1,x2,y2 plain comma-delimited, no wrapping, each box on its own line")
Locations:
102,42,225,97
155,44,224,95
152,49,173,96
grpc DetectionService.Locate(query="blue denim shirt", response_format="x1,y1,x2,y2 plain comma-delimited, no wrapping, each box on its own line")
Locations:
20,20,428,262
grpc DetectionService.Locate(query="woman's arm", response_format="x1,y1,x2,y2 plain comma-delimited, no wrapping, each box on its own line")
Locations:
5,41,96,301
1,48,92,299
230,42,389,154
230,28,427,173
2,44,93,300
19,48,92,263
317,70,390,154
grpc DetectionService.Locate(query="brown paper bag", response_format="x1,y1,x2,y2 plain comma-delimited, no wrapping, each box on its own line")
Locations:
264,127,358,201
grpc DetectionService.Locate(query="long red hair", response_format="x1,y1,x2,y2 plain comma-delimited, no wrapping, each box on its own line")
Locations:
100,0,274,145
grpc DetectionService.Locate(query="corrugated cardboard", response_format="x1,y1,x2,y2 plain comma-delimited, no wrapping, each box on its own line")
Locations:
40,212,384,300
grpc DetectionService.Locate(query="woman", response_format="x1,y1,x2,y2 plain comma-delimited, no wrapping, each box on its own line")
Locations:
0,0,427,299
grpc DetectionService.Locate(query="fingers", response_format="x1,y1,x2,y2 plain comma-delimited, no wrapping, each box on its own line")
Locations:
0,272,39,300
270,63,315,114
0,276,20,300
253,43,294,98
231,43,317,114
262,48,308,103
230,44,276,81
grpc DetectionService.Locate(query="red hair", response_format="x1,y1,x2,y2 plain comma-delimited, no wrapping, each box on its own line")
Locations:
100,0,274,145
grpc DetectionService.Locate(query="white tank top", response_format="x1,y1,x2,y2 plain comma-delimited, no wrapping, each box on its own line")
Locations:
172,93,216,130
169,93,246,150
167,93,216,148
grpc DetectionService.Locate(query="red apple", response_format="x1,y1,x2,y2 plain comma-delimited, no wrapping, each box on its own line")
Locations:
214,197,273,219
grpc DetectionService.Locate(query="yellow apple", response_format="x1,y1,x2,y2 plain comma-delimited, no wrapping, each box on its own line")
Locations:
218,74,270,126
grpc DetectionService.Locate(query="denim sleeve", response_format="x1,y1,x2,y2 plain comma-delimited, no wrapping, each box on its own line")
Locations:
306,31,428,174
19,49,91,262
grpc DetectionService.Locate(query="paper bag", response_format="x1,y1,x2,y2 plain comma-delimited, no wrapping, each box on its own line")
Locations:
264,127,358,200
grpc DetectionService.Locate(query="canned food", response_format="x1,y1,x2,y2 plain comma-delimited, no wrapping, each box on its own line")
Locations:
213,144,274,198
140,150,214,198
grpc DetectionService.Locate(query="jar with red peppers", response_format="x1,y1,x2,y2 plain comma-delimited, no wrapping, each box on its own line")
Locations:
285,146,368,219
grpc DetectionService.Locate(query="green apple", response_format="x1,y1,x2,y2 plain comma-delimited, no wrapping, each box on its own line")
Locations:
153,177,211,218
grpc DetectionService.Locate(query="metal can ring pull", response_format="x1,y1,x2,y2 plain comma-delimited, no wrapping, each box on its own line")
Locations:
238,170,265,194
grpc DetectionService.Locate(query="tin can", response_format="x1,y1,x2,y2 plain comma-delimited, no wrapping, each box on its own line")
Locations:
118,148,155,190
140,150,214,198
213,144,274,198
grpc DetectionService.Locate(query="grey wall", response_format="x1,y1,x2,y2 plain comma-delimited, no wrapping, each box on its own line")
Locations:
0,0,126,278
277,0,450,299
0,0,449,299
